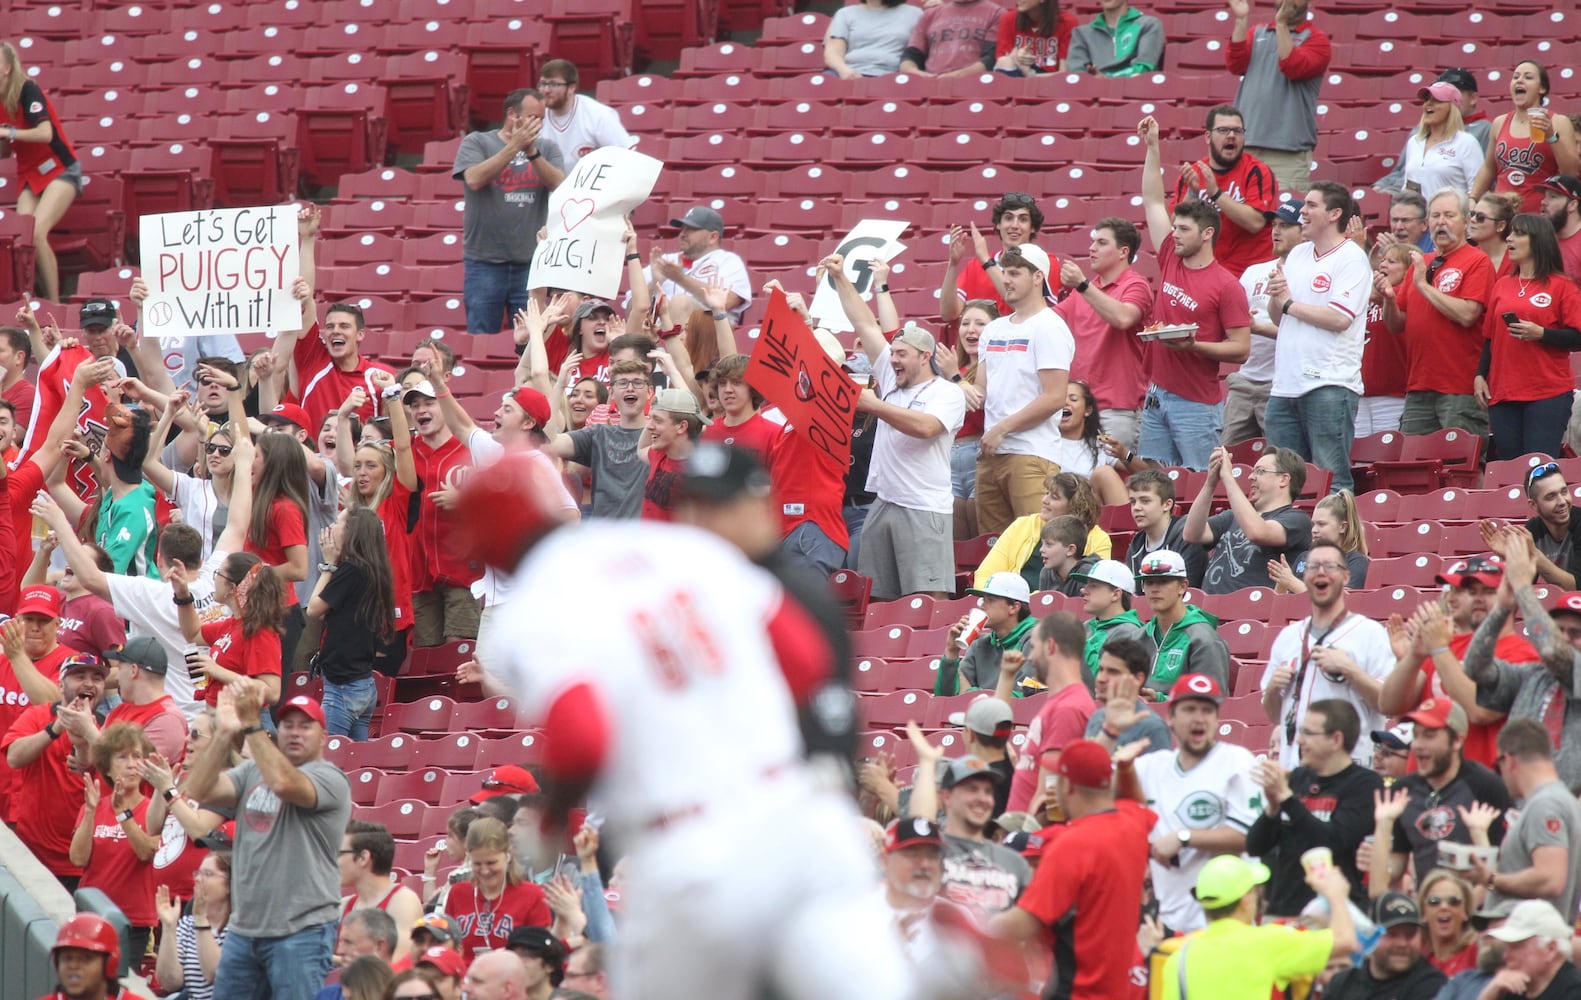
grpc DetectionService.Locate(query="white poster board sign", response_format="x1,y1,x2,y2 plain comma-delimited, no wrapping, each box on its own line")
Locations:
530,146,664,299
808,219,909,333
138,206,302,337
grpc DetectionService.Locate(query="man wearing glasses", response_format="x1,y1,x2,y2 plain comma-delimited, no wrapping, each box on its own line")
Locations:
1184,445,1311,594
1375,188,1493,438
1523,462,1581,591
1259,539,1392,769
1172,105,1278,279
536,59,636,173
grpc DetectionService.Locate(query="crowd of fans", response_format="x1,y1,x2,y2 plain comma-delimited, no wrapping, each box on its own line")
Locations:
4,0,1581,997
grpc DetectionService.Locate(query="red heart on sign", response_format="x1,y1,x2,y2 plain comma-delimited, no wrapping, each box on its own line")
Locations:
560,198,596,232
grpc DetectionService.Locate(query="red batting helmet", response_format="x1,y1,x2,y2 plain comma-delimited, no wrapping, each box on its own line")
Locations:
452,451,574,571
53,913,120,975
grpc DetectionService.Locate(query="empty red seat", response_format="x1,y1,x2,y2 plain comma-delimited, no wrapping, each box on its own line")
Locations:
451,696,523,734
358,798,428,840
861,689,931,729
417,732,486,771
379,768,451,806
384,696,457,735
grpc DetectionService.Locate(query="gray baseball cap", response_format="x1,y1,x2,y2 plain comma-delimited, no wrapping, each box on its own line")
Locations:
670,206,725,233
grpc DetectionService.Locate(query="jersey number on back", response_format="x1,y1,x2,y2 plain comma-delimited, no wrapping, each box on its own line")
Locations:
633,591,724,689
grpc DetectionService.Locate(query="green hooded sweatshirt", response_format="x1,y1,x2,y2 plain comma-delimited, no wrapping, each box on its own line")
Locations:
1141,604,1231,698
935,614,1041,696
1083,610,1151,689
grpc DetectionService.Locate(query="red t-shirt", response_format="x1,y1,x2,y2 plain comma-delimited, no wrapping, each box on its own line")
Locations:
1009,682,1096,812
1558,229,1581,282
0,644,72,824
993,8,1077,71
377,482,417,631
702,412,780,458
200,618,283,706
412,435,480,591
1,703,88,876
1484,273,1581,404
244,497,307,607
564,351,610,390
6,460,44,615
79,794,157,926
1059,268,1154,412
1417,632,1539,768
1171,155,1280,279
1017,804,1156,1000
1146,248,1252,404
1395,242,1495,395
444,880,551,962
58,593,127,658
1362,298,1410,397
642,450,685,522
767,421,841,549
292,323,393,431
5,378,35,438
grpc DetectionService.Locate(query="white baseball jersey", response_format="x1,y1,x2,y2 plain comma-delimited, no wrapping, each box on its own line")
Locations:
1260,612,1395,770
1135,741,1262,932
1270,239,1371,398
650,247,754,322
542,93,637,172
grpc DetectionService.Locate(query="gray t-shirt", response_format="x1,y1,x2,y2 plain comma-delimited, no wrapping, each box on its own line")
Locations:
941,832,1031,917
1085,700,1173,754
221,757,351,936
1202,505,1312,594
1489,779,1581,919
827,2,924,77
567,424,644,520
1475,651,1581,794
453,131,563,264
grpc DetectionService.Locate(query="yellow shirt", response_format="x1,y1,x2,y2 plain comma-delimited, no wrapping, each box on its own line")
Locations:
1158,919,1331,1000
972,515,1111,589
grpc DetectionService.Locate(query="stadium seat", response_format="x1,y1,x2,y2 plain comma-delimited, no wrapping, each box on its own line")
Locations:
383,696,457,735
438,770,493,807
1222,620,1273,661
379,768,451,806
1401,488,1471,524
1463,487,1532,521
1372,429,1484,492
355,733,424,770
1219,696,1267,725
830,570,873,624
1372,521,1439,558
884,657,941,693
866,595,936,630
904,627,953,659
1346,586,1426,621
1350,430,1405,493
930,596,982,629
861,689,931,729
1484,454,1555,487
451,696,523,735
325,735,358,770
405,640,476,677
358,799,428,840
1356,489,1403,524
1366,554,1443,589
418,732,486,771
347,767,386,806
1437,522,1486,557
477,732,547,768
851,658,888,693
850,625,913,662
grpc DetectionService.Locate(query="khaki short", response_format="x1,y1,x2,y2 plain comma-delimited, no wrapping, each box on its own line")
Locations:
413,585,481,647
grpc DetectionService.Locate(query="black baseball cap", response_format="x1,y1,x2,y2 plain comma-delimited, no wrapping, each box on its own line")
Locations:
679,443,772,503
1437,68,1477,94
80,299,117,330
103,637,169,675
1536,176,1581,201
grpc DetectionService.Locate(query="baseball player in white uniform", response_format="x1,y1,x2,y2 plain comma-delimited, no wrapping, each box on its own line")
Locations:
454,452,918,1000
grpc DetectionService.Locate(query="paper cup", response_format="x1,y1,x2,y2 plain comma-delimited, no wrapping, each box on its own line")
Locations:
1300,846,1333,881
960,608,989,646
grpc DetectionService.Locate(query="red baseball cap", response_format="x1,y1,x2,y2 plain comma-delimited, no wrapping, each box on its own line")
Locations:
1403,697,1469,737
469,764,539,802
16,585,63,619
885,817,943,853
264,402,311,432
1436,555,1503,589
1056,739,1113,790
509,386,552,429
277,695,327,728
415,945,466,979
1168,673,1225,706
1547,591,1581,617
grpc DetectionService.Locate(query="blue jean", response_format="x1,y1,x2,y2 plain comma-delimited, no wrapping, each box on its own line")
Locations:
1138,386,1223,470
1265,386,1359,493
1488,392,1573,462
463,258,532,334
213,920,335,1000
843,502,871,570
321,675,378,741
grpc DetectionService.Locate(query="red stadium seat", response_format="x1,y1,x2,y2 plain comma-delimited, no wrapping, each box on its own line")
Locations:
1372,429,1484,492
830,570,873,624
355,733,424,770
1355,489,1404,524
866,595,937,630
1346,586,1427,622
418,732,486,771
438,770,491,807
325,735,358,770
1463,487,1532,521
1401,487,1471,524
1372,521,1439,557
850,625,913,661
451,696,523,735
851,658,888,693
384,696,457,735
1484,454,1556,488
930,596,982,629
405,640,476,677
477,732,548,768
1365,553,1443,589
1222,620,1273,660
347,767,386,806
883,657,941,693
862,689,931,729
358,799,428,840
379,768,451,806
1437,522,1487,557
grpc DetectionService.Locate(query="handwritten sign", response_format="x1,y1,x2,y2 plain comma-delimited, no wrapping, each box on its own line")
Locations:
530,146,664,299
746,288,858,467
808,219,909,333
138,206,302,338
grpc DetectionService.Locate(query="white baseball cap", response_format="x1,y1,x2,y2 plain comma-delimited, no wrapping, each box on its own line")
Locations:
1009,244,1051,275
968,572,1032,604
1136,550,1189,580
1487,900,1573,945
1070,558,1136,595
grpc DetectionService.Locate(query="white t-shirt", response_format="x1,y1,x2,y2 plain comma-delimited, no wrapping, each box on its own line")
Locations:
542,93,637,172
650,247,753,322
1135,741,1262,932
865,348,965,513
1047,435,1116,479
169,473,226,564
1238,257,1280,383
1260,611,1395,770
1270,239,1371,398
1401,131,1483,197
104,547,227,718
980,308,1075,460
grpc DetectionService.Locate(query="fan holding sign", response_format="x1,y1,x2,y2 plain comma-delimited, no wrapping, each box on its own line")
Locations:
137,206,303,339
529,145,663,301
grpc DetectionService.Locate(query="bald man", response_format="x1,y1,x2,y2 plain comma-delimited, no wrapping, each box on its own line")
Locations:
463,950,529,1000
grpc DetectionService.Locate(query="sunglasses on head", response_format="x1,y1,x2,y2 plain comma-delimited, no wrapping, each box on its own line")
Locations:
1001,192,1035,207
1527,461,1561,486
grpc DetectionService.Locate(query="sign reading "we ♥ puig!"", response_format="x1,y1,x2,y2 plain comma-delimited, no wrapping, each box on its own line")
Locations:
530,146,664,300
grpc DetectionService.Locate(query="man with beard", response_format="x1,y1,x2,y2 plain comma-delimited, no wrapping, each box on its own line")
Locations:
1369,698,1511,897
1056,217,1153,451
1521,462,1581,590
1225,199,1306,444
1260,540,1394,769
1128,674,1260,933
535,60,635,174
1377,189,1494,436
1246,699,1383,916
1464,533,1581,791
1482,900,1581,1000
1324,892,1446,999
1172,105,1279,279
1137,116,1253,471
1537,174,1581,278
876,817,959,962
1436,899,1516,1000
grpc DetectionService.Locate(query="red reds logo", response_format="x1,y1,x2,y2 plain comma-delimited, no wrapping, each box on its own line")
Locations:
1311,273,1331,293
1531,292,1553,308
1187,675,1214,694
28,102,42,114
1434,268,1463,293
1548,817,1562,834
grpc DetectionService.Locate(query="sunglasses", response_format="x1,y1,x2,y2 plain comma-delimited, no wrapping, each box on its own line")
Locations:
1000,192,1036,206
1527,461,1561,486
204,443,233,456
1426,895,1463,907
1467,210,1490,223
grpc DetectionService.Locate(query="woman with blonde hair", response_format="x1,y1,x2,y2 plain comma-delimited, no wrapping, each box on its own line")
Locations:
1357,242,1413,436
1397,83,1483,195
1416,869,1478,976
441,817,550,962
0,40,80,301
1270,489,1369,593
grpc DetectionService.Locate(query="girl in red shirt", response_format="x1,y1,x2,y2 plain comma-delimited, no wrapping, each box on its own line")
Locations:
1478,213,1581,459
1418,870,1478,977
246,435,311,673
442,817,551,962
0,41,80,302
175,554,286,706
993,0,1077,75
1472,59,1579,213
342,377,416,663
71,723,159,963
